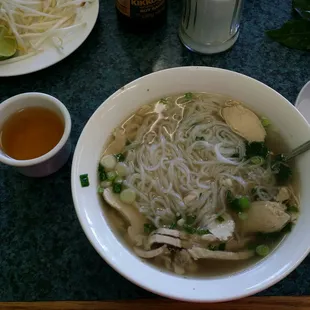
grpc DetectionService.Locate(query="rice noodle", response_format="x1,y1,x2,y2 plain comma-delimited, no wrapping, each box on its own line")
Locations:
118,93,277,227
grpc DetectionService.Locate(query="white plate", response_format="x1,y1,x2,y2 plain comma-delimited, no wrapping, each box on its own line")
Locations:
0,1,99,77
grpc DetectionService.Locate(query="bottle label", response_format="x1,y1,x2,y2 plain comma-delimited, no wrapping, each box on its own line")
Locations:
116,0,130,17
116,0,166,19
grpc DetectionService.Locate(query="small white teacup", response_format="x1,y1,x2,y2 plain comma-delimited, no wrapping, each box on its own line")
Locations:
0,92,71,177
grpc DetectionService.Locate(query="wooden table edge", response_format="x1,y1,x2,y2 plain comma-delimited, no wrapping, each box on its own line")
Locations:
1,297,310,309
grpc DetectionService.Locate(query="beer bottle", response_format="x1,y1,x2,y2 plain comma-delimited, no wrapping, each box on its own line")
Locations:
116,0,167,31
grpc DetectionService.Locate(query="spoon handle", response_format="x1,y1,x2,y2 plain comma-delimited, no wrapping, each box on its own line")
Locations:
284,140,310,161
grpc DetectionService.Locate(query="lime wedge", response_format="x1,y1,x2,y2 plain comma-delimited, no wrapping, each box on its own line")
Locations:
0,25,17,58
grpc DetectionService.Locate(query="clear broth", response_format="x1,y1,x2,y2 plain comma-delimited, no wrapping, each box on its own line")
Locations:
100,93,299,278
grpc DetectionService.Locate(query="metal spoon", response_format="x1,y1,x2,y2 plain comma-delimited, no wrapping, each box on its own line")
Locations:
281,140,310,162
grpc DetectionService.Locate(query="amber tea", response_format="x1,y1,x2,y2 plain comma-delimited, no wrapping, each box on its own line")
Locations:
0,106,64,160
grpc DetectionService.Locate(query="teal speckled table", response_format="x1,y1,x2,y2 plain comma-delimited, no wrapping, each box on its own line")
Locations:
1,0,310,302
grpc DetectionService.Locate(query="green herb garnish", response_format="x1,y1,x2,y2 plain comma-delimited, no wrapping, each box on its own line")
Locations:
256,244,270,257
184,92,193,100
183,224,196,234
238,197,250,211
271,160,292,184
287,205,299,213
217,215,225,223
107,171,117,181
80,174,89,188
196,229,210,235
144,223,156,234
208,245,218,251
227,192,250,213
218,243,226,251
238,212,248,221
195,136,205,141
261,117,271,127
112,183,122,193
265,1,310,51
169,223,177,229
250,156,265,165
98,164,107,181
97,186,104,194
115,153,125,162
246,142,269,159
159,98,168,104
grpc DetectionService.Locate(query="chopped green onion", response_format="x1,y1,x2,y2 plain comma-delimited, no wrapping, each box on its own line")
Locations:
169,223,177,229
195,136,205,141
144,223,156,234
100,154,117,171
183,224,196,234
80,174,89,188
120,189,136,204
98,164,107,181
238,212,248,220
159,98,168,104
184,92,193,100
208,245,218,251
196,229,210,235
226,190,234,203
261,117,271,127
217,215,225,223
286,205,299,213
239,196,250,211
218,243,226,251
250,156,264,165
107,171,117,181
256,244,270,257
97,186,104,193
115,153,125,162
112,183,122,193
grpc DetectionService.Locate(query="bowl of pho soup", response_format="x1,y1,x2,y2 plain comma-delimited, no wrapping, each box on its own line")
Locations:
72,67,310,302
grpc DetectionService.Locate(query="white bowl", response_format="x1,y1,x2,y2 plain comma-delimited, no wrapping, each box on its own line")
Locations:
71,67,310,302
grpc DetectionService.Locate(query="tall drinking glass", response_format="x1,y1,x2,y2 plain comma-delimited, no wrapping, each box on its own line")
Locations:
179,0,244,54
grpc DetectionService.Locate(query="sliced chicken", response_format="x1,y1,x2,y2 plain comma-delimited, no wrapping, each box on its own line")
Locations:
174,250,198,273
226,237,254,252
275,187,290,203
152,228,218,247
148,234,183,248
220,102,266,142
243,201,290,234
153,228,181,238
103,188,145,238
188,247,254,260
207,212,235,241
104,129,126,155
134,245,167,258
